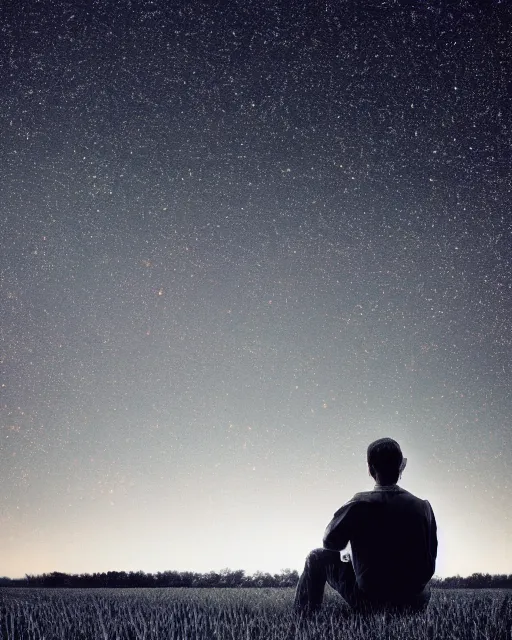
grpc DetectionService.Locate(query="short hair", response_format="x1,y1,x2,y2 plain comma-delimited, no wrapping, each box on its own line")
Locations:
367,438,403,483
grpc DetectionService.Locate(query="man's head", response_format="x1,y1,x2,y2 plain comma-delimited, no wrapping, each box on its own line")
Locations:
367,437,407,486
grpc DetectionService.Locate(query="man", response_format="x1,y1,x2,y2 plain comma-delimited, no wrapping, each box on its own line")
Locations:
294,437,437,617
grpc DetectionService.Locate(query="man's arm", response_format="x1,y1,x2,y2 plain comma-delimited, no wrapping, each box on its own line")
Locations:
425,500,438,567
322,501,355,551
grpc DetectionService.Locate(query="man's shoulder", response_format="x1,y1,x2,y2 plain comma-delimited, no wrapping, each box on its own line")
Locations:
351,486,428,504
332,488,433,522
351,491,374,502
334,491,377,510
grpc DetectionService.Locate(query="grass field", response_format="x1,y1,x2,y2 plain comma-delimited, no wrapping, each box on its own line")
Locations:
0,587,510,640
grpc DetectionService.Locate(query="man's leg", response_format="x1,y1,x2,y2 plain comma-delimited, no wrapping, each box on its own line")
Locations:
293,548,359,616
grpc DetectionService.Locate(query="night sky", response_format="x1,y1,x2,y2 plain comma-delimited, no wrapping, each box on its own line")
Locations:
1,0,511,580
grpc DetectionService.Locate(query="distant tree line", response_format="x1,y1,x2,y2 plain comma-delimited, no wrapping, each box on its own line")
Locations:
0,568,299,589
1,571,511,589
429,574,512,589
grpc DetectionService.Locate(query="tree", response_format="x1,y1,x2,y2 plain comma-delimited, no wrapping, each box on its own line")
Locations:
276,569,299,587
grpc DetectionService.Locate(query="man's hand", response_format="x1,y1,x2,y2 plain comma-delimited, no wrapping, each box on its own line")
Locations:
341,553,352,563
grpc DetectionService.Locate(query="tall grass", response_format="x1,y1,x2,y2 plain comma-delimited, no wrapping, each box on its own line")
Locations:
0,587,510,640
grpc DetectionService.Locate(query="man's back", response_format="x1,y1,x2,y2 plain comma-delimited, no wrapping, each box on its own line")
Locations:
324,485,437,603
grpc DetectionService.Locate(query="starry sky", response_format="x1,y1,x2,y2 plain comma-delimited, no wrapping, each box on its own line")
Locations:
1,0,511,580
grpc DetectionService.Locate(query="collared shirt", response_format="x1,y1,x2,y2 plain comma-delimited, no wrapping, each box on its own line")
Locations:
323,484,437,600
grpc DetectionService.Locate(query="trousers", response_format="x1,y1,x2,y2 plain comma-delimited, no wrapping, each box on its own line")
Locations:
293,548,431,616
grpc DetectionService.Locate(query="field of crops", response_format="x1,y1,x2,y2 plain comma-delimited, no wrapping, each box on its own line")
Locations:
0,587,511,640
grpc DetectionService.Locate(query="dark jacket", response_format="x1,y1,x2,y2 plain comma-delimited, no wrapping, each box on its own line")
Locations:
323,484,437,601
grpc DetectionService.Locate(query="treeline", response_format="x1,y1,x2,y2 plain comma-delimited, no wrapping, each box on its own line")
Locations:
430,574,512,589
0,568,299,589
1,571,512,589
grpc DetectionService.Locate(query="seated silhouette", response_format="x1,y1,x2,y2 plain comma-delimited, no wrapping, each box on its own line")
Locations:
294,437,437,617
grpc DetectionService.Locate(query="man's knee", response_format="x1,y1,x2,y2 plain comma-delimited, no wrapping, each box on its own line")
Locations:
305,548,340,565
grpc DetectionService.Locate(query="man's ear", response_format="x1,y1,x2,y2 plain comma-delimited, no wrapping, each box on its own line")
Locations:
399,457,407,473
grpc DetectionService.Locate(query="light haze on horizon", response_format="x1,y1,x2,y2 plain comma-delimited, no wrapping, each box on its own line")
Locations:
1,1,511,580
